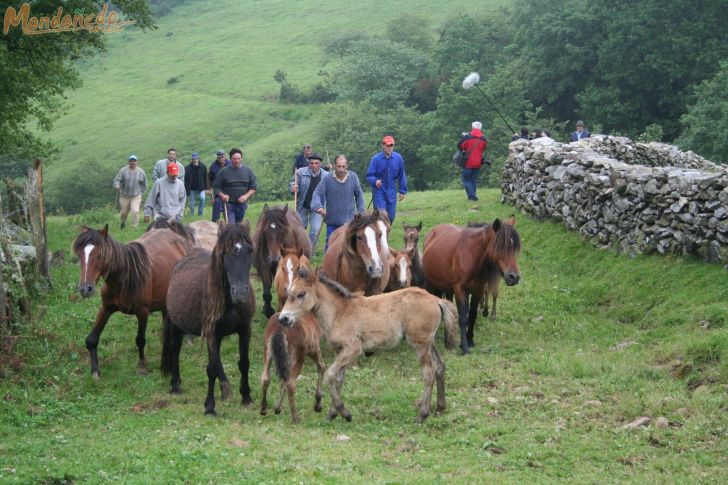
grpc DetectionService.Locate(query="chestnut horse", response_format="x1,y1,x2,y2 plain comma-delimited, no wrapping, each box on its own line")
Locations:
322,209,391,296
422,216,521,354
72,225,189,379
273,248,310,311
386,247,413,291
402,221,424,287
162,221,255,416
260,312,325,423
253,204,312,318
279,269,458,423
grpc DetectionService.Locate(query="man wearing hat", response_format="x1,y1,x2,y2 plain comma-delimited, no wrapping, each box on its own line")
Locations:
143,162,187,223
113,155,147,229
184,152,208,217
366,135,407,223
570,120,590,142
457,121,489,201
208,149,231,222
290,151,329,251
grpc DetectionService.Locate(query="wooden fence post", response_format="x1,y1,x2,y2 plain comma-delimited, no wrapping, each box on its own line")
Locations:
25,160,49,279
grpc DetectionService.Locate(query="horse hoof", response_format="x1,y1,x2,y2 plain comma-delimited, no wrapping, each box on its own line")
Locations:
204,410,217,417
92,371,101,381
170,387,181,395
460,346,470,355
415,413,428,424
274,407,282,415
326,410,337,421
260,409,268,416
292,416,301,424
314,403,322,413
467,339,475,348
340,409,352,422
241,396,253,406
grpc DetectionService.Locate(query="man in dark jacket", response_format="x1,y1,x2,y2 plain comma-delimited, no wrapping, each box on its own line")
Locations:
293,144,313,174
184,153,208,216
457,121,488,201
570,120,591,142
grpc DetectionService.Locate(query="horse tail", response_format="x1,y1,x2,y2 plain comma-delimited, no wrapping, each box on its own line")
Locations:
160,311,175,376
438,299,458,350
271,327,290,382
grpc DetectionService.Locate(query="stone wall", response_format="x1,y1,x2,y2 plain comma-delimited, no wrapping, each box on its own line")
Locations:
501,135,728,263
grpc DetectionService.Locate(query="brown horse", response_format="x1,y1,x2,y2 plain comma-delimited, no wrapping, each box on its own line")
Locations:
279,269,458,423
145,218,218,251
322,209,391,296
422,216,521,354
72,225,189,379
386,247,413,291
162,221,255,416
253,204,312,318
260,312,325,423
402,221,424,287
273,248,310,311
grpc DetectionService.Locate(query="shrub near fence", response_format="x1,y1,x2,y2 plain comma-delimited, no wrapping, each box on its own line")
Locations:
501,135,728,264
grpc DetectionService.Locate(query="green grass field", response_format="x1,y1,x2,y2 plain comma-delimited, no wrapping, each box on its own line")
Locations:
44,0,504,191
1,188,726,483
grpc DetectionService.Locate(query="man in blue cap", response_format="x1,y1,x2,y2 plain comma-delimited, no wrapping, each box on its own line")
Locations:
184,152,208,217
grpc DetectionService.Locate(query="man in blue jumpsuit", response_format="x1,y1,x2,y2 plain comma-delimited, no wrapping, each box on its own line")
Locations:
366,135,407,222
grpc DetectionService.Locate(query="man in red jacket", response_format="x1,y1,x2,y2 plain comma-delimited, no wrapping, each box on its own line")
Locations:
457,121,488,201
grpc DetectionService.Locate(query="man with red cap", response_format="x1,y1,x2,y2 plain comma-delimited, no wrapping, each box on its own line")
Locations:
366,135,407,222
143,162,187,222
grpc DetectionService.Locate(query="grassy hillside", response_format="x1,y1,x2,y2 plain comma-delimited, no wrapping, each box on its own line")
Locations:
1,189,726,482
45,0,504,190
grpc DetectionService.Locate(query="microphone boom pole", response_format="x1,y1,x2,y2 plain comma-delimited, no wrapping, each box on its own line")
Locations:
462,72,515,134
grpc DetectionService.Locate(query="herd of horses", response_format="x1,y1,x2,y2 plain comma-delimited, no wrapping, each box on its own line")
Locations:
72,205,521,422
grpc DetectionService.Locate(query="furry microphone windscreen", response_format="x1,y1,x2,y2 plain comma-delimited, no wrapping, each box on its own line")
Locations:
462,72,480,90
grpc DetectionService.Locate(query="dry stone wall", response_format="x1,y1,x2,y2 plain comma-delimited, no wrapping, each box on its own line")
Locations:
501,135,728,263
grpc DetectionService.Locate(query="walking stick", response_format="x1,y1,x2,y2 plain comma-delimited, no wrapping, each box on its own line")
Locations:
293,170,299,210
222,199,228,224
313,213,326,253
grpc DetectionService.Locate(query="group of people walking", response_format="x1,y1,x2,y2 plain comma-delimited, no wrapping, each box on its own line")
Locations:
112,136,409,254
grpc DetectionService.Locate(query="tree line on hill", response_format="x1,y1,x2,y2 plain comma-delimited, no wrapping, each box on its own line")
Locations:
257,0,727,200
1,0,726,210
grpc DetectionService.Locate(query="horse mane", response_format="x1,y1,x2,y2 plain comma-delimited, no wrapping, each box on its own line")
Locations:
145,218,196,244
492,221,522,258
203,222,253,336
252,205,291,286
73,227,151,303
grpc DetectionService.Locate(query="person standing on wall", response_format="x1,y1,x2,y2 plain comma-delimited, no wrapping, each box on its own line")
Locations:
570,120,591,141
457,121,488,202
366,135,407,223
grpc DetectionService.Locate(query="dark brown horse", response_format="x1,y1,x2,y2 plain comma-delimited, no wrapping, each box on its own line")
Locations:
422,216,521,354
72,225,189,379
402,221,424,287
321,209,391,296
253,204,312,318
162,221,255,416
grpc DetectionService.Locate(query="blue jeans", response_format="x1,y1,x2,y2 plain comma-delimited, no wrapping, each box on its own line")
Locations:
461,167,480,200
372,192,398,223
224,202,248,224
211,197,223,222
298,208,324,250
325,224,341,252
188,190,205,216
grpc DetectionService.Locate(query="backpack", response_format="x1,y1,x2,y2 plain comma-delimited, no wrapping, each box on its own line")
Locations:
453,149,467,168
